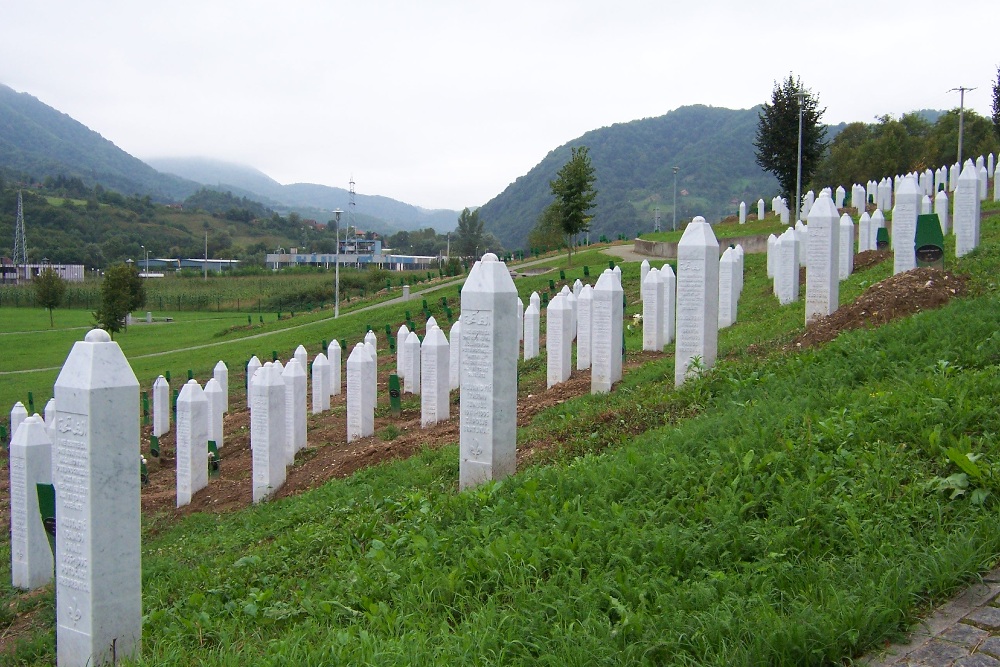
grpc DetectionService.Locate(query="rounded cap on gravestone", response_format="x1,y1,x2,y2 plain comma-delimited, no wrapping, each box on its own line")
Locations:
178,378,206,403
482,252,498,262
85,328,112,343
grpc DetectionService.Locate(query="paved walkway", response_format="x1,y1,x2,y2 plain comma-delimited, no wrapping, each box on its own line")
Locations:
862,570,1000,665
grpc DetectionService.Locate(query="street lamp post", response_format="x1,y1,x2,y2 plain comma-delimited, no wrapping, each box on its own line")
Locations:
333,209,343,318
672,166,679,231
794,90,807,224
141,245,149,278
948,86,975,167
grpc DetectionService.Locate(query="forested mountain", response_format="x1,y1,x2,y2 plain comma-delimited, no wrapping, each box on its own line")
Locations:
0,84,198,200
478,105,781,249
146,156,461,234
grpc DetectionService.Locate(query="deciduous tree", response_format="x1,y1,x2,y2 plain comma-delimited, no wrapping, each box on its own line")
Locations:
754,75,827,212
549,146,597,264
94,263,146,338
992,66,1000,142
453,207,485,259
34,266,66,328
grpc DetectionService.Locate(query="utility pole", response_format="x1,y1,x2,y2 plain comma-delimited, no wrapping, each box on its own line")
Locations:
795,89,807,223
948,86,976,167
333,209,343,318
672,167,679,231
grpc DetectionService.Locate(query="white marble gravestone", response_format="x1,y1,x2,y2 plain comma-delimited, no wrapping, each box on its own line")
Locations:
363,338,378,412
718,248,738,329
839,213,855,280
396,325,410,379
565,286,578,341
213,361,229,413
246,356,261,408
577,284,593,370
612,265,622,285
573,279,583,299
640,259,650,286
176,379,209,508
757,198,766,220
421,326,450,427
312,352,330,414
934,190,950,235
449,320,462,390
517,297,524,342
779,198,789,224
529,291,540,312
459,253,519,490
364,330,378,352
858,212,872,252
346,344,375,443
425,316,438,334
674,218,720,386
523,302,540,361
834,187,845,209
775,228,799,305
870,209,886,249
989,153,995,178
766,234,777,278
592,269,624,393
10,414,53,590
978,165,988,201
53,329,141,667
805,192,841,324
920,195,932,215
803,190,816,218
403,331,422,394
251,362,286,503
954,160,981,257
282,359,307,458
44,398,56,442
327,341,342,397
642,268,665,350
10,401,28,447
204,377,224,449
546,293,573,387
738,201,747,224
293,345,308,374
152,375,169,437
661,264,676,345
794,221,808,267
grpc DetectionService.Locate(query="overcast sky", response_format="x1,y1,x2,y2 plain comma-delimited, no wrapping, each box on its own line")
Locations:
1,1,996,210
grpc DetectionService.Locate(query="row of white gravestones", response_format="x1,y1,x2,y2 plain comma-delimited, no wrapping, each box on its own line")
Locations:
546,293,573,388
421,326,450,427
675,218,719,386
54,329,143,666
955,160,982,257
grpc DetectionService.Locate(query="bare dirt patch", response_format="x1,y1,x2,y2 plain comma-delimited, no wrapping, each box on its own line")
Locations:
789,267,968,350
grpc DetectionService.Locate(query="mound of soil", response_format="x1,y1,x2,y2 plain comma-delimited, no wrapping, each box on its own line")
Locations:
790,267,968,350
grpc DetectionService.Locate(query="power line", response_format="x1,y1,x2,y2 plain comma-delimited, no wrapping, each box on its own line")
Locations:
13,190,27,284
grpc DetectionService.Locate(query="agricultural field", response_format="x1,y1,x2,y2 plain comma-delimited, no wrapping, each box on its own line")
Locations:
2,201,1000,664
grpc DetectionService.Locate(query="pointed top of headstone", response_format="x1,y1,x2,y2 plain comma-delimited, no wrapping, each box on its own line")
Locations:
679,216,718,247
806,190,839,222
214,360,227,372
425,325,448,347
398,324,409,336
284,358,305,378
314,351,329,365
295,344,307,355
660,263,675,278
178,379,205,402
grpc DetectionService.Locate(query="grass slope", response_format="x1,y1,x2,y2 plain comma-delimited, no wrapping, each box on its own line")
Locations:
3,202,1000,665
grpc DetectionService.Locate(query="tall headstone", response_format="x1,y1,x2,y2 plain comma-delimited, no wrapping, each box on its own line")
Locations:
251,362,286,503
420,326,450,427
803,190,816,218
346,344,375,442
327,341,342,397
661,264,676,345
577,284,593,370
459,253,518,490
246,356,261,408
978,165,988,201
312,352,330,414
449,320,462,390
403,331,421,394
176,379,209,508
529,291,540,312
805,192,841,324
53,329,141,666
640,259,650,286
517,297,524,342
674,218,720,386
758,198,766,220
642,268,665,350
766,234,778,278
779,198,790,224
152,375,169,437
364,330,378,352
10,415,53,590
954,160,981,257
592,268,625,393
396,325,410,379
10,401,28,446
213,361,229,413
858,212,872,252
839,213,854,279
282,359,307,458
775,228,799,305
293,345,308,374
204,377,224,449
718,248,738,329
546,293,573,387
921,194,932,214
995,169,1000,202
612,265,622,285
363,338,378,412
738,201,747,224
425,316,438,334
988,152,995,178
934,190,950,235
523,302,540,360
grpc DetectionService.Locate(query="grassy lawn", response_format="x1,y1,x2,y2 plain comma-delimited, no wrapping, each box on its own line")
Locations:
2,198,1000,665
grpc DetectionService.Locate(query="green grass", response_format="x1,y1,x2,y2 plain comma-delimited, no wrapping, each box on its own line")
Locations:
3,199,1000,665
640,215,789,243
